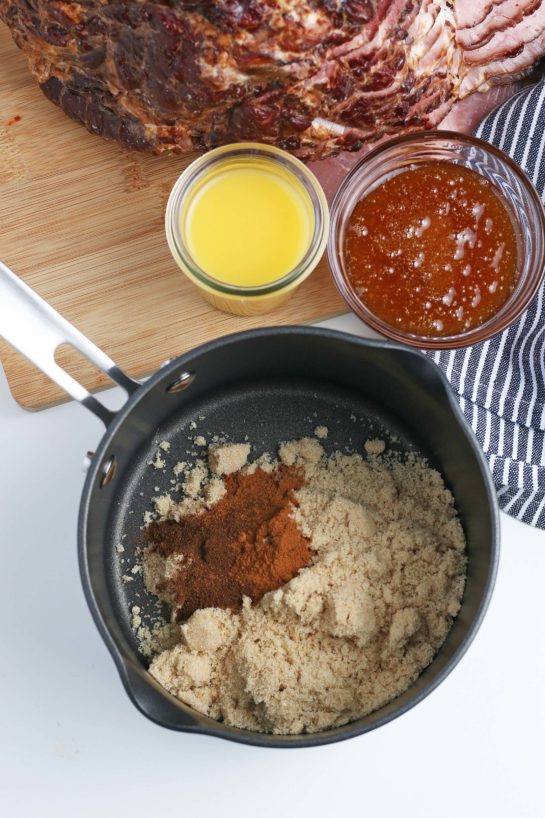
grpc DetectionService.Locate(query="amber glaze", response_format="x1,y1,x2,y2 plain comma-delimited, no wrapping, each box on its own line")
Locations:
345,162,519,337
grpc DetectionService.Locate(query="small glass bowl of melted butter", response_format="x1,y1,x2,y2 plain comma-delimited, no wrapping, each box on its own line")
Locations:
328,131,545,349
166,143,329,316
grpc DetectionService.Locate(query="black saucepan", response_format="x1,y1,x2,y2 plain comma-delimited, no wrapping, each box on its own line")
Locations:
0,261,499,748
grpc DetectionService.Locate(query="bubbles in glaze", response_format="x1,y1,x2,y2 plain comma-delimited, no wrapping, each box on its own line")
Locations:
345,162,518,337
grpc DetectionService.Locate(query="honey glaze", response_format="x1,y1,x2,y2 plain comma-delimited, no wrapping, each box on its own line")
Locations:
345,162,519,336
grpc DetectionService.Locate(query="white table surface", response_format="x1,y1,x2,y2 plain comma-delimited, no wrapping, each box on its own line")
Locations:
1,312,544,818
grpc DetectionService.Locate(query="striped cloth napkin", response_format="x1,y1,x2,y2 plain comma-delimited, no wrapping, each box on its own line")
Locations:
426,80,545,527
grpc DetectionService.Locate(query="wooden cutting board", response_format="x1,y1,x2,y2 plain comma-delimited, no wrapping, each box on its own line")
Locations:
0,26,344,411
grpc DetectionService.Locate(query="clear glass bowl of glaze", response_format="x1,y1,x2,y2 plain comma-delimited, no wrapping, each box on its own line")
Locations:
166,143,329,316
328,131,545,349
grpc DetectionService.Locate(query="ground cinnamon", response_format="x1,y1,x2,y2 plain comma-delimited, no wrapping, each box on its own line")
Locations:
145,465,311,620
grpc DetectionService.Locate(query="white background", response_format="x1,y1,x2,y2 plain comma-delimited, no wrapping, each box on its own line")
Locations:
1,313,544,818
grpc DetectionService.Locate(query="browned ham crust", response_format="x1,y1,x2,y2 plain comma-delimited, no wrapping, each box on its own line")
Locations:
1,0,543,159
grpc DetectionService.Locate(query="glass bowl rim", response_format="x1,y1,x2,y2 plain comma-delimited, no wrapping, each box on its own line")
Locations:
165,142,330,297
327,129,545,349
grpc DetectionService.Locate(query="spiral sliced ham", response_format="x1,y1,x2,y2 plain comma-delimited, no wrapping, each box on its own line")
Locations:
0,0,543,163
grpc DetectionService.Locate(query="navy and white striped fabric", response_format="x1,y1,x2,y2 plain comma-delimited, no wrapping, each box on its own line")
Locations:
427,80,545,527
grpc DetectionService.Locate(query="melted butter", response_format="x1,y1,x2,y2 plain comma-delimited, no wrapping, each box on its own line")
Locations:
183,161,314,288
345,162,519,336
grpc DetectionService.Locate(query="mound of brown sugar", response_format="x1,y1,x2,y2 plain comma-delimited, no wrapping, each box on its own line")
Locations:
141,439,466,735
144,465,311,620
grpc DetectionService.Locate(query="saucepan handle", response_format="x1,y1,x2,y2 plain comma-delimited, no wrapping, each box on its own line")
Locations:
0,261,140,426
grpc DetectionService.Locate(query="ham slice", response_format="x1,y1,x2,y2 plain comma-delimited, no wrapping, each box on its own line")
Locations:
455,0,507,31
462,2,545,63
457,0,541,50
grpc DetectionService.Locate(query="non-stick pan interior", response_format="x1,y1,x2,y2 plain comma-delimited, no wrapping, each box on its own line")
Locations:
107,376,430,656
79,329,497,746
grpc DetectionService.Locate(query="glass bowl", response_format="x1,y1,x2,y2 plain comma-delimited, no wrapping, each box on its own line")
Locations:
327,131,545,349
165,143,329,316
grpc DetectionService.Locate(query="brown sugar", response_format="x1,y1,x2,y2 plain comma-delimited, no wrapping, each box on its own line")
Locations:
146,439,467,735
144,465,311,620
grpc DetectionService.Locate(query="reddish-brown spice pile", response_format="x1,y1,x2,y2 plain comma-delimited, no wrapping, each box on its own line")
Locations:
145,465,311,620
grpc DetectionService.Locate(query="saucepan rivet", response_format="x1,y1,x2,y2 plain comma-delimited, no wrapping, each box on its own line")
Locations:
82,451,95,473
100,455,116,488
166,371,195,393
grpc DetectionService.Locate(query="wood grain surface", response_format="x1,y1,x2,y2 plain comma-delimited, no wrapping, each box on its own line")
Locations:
0,25,344,411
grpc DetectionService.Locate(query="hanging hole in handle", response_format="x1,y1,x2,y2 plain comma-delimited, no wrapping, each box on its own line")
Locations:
100,455,116,488
167,371,195,393
55,342,107,388
54,343,133,411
